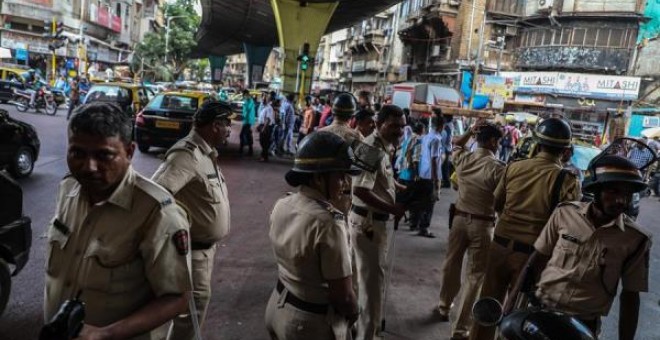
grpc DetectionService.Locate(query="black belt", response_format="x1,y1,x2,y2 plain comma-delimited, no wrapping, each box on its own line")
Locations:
454,208,496,222
191,241,215,251
351,205,389,221
276,280,328,315
493,235,534,255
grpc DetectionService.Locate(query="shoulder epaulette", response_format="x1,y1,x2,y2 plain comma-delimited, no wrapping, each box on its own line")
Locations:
135,175,175,207
557,201,581,208
312,198,344,220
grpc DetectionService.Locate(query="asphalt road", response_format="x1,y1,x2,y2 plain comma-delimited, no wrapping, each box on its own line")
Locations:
0,104,658,339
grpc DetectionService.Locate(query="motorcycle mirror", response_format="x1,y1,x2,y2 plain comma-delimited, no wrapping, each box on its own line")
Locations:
472,298,503,326
599,137,658,171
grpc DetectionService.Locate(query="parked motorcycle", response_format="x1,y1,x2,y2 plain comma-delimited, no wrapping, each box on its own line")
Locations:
13,87,58,116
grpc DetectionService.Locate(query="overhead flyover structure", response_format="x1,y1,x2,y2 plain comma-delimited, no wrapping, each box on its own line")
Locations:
195,0,402,94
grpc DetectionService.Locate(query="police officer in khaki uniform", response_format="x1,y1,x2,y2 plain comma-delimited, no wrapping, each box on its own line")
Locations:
45,102,191,340
471,118,581,340
350,105,407,340
320,93,364,214
436,122,505,340
503,154,652,339
320,93,364,143
265,131,365,340
152,101,232,339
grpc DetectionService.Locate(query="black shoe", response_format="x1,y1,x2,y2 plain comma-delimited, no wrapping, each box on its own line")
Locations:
417,230,436,238
434,307,449,322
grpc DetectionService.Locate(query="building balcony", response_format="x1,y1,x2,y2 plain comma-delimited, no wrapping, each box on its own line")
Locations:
2,0,55,22
515,46,633,72
349,29,386,52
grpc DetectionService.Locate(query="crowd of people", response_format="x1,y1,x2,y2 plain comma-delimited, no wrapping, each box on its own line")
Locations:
42,94,655,340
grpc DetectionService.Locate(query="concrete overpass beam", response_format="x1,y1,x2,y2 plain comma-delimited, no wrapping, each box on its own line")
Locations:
243,44,273,89
270,0,338,95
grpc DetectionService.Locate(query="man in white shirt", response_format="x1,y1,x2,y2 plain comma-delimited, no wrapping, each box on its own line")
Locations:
416,116,444,238
258,96,277,162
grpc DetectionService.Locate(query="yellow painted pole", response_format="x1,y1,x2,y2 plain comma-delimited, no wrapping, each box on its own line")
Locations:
299,70,305,106
270,0,338,94
51,18,56,86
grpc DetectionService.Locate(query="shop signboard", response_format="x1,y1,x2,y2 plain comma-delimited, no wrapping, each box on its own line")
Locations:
500,72,641,101
476,74,515,100
514,94,545,104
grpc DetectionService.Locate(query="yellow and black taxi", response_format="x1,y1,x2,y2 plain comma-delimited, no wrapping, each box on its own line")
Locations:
83,82,155,116
134,91,210,152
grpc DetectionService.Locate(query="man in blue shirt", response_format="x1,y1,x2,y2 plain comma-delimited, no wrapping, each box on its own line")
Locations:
240,90,256,156
627,139,654,172
416,116,444,238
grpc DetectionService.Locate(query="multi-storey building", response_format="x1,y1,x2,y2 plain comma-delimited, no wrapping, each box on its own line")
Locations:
0,0,161,79
313,28,351,91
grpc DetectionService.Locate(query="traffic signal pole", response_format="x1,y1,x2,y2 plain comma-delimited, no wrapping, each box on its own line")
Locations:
51,18,56,85
270,0,338,96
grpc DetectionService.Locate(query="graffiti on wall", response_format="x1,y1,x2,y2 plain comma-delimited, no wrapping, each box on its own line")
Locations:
516,46,631,72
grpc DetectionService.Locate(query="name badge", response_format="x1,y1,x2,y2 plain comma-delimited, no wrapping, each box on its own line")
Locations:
561,233,581,245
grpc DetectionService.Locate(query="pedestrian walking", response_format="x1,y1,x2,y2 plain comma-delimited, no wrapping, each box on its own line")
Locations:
44,102,191,340
395,122,425,231
415,115,444,238
439,115,453,188
470,118,581,340
258,98,277,162
66,76,80,120
318,99,333,128
504,154,652,338
281,93,297,155
152,102,232,340
240,89,256,156
298,98,314,145
265,132,363,340
436,122,505,340
349,105,406,340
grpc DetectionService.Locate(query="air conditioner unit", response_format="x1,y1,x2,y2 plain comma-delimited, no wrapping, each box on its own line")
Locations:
538,0,553,11
505,26,518,36
449,0,460,6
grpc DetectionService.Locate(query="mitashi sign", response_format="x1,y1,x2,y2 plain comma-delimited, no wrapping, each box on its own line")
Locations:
498,72,641,101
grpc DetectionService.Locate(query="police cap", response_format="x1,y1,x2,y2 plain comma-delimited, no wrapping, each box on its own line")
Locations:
583,154,647,193
534,118,572,148
332,93,357,118
285,131,362,186
194,101,232,125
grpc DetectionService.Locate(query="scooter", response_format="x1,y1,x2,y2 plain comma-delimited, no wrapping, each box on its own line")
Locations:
472,297,596,340
13,87,58,116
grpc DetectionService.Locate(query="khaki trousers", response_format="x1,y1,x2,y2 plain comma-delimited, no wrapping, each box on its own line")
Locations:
168,245,216,340
469,239,531,340
349,212,388,340
437,215,493,338
264,289,335,340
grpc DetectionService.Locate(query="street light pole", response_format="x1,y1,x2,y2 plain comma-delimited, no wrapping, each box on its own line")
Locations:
164,15,186,64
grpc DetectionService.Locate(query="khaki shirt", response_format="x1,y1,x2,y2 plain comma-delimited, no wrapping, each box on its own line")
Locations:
269,186,352,304
494,151,581,245
453,147,506,216
534,202,651,317
45,167,191,339
351,132,396,214
152,131,230,243
319,120,364,143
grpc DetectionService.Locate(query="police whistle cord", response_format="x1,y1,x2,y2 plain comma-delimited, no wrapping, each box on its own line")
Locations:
381,215,402,333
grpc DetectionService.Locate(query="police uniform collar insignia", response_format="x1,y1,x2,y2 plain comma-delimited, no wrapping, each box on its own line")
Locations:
172,230,189,255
